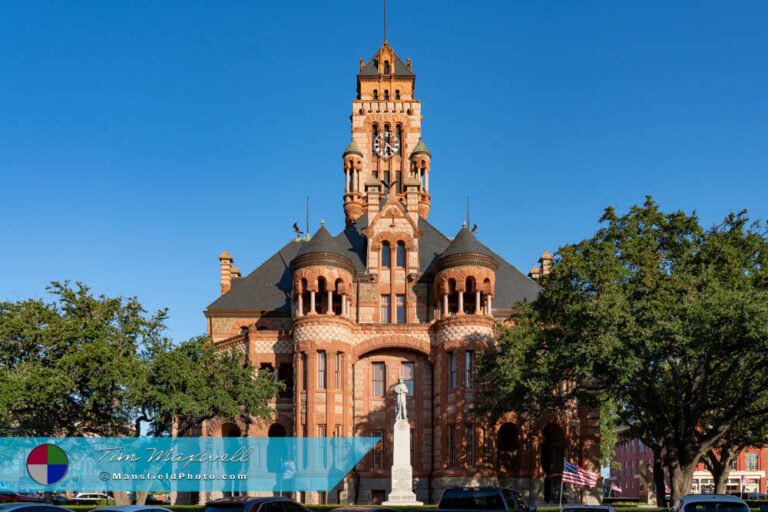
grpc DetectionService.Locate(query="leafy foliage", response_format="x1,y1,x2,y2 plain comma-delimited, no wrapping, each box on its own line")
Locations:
0,282,282,438
480,197,768,500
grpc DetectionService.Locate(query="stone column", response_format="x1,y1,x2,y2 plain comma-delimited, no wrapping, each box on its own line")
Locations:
425,170,429,192
487,296,492,315
383,420,422,505
442,294,448,316
341,295,347,316
475,291,481,314
297,294,304,317
327,290,333,315
345,168,350,193
457,291,464,315
310,291,316,314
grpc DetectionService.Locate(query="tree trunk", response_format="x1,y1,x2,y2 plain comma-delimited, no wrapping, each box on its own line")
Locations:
652,446,668,508
669,459,697,503
706,446,737,495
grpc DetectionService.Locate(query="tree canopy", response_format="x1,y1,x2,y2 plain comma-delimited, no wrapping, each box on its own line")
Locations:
0,281,281,438
481,197,768,501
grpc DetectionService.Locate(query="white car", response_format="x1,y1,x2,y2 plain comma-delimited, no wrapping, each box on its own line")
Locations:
74,493,114,505
672,494,750,512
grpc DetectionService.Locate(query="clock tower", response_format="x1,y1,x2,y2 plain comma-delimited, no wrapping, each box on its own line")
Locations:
342,41,432,224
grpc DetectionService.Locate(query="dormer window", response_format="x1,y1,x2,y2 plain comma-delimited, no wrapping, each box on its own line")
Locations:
384,60,390,75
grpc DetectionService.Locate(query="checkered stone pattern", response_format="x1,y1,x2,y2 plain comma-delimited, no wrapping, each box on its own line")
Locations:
293,321,353,344
435,322,494,345
253,338,293,354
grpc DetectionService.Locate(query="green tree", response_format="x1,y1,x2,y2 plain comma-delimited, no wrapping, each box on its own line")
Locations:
0,281,166,436
481,198,768,502
135,335,283,437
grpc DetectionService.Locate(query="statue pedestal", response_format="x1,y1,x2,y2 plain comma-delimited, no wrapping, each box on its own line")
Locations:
383,418,422,506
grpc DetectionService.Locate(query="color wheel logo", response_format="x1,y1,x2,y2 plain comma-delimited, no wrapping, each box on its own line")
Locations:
27,443,68,485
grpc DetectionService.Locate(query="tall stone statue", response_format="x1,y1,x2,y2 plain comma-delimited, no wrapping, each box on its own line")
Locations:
383,377,422,505
395,377,408,420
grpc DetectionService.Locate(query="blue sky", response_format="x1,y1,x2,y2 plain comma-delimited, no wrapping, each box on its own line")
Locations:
1,1,766,341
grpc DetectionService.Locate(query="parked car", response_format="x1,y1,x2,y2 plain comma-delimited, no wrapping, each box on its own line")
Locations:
0,504,73,512
93,506,171,512
73,493,114,505
0,491,43,503
145,495,170,505
331,508,397,512
437,487,537,512
562,506,616,512
671,494,750,512
204,497,310,512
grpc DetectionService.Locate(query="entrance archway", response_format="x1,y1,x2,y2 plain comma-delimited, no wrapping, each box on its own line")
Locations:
498,423,520,473
541,423,566,502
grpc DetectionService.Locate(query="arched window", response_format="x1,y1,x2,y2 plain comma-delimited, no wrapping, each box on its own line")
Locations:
395,89,401,100
396,124,402,155
384,60,390,75
381,242,391,267
373,89,379,100
396,242,406,267
372,124,379,152
384,90,390,100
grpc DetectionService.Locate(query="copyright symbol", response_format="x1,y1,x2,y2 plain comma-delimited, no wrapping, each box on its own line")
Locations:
99,472,110,481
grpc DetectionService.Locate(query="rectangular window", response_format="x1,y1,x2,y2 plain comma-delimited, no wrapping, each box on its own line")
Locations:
372,430,384,469
396,171,402,193
318,351,327,389
401,362,415,396
448,425,456,467
449,351,457,389
465,350,474,388
318,424,327,468
372,362,386,397
747,452,759,470
381,295,391,323
396,294,406,324
277,362,293,398
335,352,342,390
466,424,475,467
301,353,308,391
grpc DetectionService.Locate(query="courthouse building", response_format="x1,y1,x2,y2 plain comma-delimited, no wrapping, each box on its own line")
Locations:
203,41,600,504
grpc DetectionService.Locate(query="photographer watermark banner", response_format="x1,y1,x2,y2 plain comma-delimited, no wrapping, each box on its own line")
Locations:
1,437,380,492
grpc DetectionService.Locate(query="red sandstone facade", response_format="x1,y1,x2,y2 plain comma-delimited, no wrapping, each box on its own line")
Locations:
202,42,600,505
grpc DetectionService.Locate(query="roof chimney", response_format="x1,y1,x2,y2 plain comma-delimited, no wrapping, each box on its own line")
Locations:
219,250,234,294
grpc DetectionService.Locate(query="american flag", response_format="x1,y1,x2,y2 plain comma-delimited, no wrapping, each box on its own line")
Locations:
562,460,599,487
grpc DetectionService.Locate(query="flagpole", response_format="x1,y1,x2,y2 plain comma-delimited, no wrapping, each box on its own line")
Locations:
560,478,564,510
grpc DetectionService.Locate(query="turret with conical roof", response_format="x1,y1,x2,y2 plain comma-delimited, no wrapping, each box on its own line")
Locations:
434,227,499,317
290,226,355,317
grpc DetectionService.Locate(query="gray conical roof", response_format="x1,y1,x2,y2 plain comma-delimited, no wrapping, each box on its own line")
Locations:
343,139,364,158
297,226,349,258
440,227,496,259
410,138,432,158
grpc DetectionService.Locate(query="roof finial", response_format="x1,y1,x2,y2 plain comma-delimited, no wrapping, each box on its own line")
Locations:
305,195,311,240
383,0,387,44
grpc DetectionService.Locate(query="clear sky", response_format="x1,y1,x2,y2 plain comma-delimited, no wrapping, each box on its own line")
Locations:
1,1,766,342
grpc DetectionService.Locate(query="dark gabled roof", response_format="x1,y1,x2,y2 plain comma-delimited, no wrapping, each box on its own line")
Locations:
358,53,414,78
440,227,496,259
297,225,348,258
206,217,540,315
206,238,305,314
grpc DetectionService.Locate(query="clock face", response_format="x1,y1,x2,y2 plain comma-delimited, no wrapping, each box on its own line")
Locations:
374,131,400,159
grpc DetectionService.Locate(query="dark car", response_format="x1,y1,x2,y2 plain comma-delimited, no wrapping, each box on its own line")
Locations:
437,487,536,512
205,497,310,512
0,505,73,512
332,508,397,512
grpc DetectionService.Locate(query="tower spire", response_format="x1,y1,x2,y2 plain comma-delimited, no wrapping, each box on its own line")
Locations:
383,0,387,43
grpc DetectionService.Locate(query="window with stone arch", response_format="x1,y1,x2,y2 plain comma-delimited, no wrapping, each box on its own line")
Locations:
383,60,390,75
395,89,401,100
381,241,391,267
384,89,389,100
396,241,406,267
373,89,378,100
